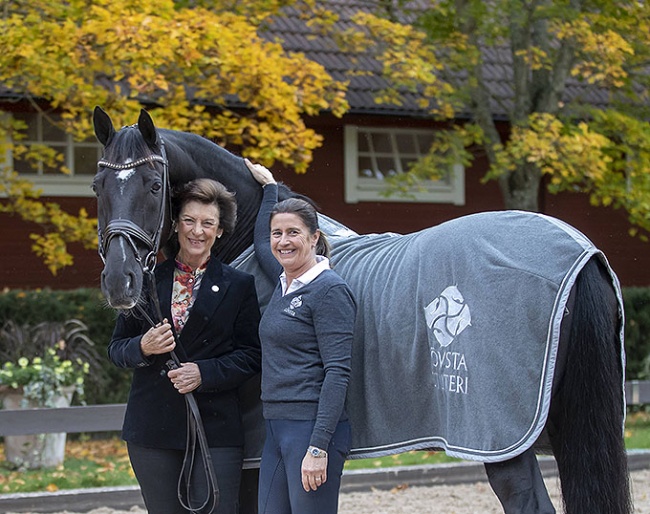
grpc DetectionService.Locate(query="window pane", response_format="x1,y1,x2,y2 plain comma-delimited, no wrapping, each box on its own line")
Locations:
417,133,434,153
375,156,397,178
395,133,416,154
42,116,66,142
370,132,392,153
75,147,100,175
358,132,371,153
358,156,375,178
13,157,38,174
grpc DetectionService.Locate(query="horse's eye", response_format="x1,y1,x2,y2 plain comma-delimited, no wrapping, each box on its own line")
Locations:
151,181,162,193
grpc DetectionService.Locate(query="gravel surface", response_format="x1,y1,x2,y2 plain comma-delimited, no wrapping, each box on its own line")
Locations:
7,468,650,514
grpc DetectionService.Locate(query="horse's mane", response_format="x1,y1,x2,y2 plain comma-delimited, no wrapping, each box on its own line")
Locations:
103,125,155,162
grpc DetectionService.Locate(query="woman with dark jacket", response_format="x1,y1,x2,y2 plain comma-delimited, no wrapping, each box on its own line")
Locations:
108,178,261,514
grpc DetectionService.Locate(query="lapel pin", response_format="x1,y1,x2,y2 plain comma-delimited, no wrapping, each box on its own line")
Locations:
211,285,220,293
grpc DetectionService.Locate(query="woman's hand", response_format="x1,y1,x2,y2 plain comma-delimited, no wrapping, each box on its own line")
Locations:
140,319,175,357
167,362,202,394
245,158,276,186
301,451,328,492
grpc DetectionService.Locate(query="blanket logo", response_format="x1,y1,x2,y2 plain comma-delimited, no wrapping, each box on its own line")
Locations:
425,286,471,395
424,286,471,347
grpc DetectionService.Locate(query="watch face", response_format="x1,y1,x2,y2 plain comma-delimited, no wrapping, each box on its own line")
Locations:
309,447,323,457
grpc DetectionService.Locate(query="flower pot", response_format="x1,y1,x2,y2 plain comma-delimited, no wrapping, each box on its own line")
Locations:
1,386,75,469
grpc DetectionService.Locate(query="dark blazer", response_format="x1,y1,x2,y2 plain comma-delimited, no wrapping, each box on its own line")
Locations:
108,257,262,450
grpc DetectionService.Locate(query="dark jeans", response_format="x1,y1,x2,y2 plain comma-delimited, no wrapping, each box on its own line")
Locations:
128,442,243,514
258,419,351,514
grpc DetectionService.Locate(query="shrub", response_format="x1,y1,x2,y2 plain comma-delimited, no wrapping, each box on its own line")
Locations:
623,288,650,380
0,289,127,405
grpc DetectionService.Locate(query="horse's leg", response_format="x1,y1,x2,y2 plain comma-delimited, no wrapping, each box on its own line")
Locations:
484,447,556,513
545,257,631,514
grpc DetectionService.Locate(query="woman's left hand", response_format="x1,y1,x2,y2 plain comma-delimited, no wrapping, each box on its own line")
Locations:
245,159,276,186
301,452,328,492
167,362,202,394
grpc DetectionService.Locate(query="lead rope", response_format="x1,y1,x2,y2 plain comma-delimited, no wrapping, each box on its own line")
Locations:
136,268,220,514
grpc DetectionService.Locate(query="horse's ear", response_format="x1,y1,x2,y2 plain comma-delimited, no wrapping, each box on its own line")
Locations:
93,106,115,147
138,109,158,147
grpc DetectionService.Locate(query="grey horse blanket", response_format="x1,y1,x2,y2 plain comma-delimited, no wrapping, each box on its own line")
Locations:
233,210,625,464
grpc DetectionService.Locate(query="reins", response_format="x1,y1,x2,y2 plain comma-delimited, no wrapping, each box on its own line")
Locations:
134,274,219,514
98,134,219,514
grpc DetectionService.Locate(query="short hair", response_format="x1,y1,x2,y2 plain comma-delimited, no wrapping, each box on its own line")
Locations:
172,179,237,236
271,198,331,258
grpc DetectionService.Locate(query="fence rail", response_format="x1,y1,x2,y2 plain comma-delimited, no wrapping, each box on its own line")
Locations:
1,381,649,437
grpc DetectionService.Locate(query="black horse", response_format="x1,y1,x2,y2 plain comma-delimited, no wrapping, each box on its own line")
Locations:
93,106,631,514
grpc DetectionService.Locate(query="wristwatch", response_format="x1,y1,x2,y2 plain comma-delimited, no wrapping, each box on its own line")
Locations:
307,446,328,458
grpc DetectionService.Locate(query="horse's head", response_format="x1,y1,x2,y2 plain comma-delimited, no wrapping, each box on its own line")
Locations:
92,106,170,310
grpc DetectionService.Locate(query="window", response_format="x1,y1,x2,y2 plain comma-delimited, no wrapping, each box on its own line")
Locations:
10,112,101,197
344,126,465,204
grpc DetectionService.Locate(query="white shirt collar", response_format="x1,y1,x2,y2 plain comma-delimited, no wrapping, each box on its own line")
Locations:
280,256,330,296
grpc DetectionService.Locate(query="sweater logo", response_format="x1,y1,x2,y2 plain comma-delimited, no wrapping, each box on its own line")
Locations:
283,295,303,316
290,295,303,309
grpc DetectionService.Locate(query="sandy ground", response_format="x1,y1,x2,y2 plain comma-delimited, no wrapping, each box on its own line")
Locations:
7,468,650,514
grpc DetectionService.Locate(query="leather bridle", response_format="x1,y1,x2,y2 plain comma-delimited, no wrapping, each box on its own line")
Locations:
97,141,170,273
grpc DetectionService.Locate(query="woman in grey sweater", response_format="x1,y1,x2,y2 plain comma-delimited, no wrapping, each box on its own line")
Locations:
247,160,356,514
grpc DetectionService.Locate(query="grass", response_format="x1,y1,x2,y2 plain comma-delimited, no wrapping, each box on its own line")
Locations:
1,412,650,495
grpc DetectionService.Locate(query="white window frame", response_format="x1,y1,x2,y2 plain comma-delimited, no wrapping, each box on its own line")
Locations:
344,125,465,204
7,112,99,197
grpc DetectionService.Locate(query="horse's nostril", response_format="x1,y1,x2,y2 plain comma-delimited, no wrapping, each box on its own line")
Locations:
126,273,135,293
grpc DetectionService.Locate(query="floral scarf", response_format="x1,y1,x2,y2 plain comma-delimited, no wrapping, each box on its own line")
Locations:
171,258,208,334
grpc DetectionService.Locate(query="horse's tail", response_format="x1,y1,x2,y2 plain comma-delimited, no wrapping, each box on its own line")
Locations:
552,257,632,514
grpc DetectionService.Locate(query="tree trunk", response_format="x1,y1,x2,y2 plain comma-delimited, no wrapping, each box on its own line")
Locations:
498,162,542,211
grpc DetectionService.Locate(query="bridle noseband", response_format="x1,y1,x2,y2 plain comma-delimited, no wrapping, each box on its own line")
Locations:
97,142,170,273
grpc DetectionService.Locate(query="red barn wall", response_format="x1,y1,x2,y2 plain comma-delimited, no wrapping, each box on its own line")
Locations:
0,198,103,290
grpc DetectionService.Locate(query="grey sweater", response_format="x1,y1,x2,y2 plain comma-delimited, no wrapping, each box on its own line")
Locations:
254,184,356,450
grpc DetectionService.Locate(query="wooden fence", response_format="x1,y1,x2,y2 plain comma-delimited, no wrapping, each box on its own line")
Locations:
2,381,650,438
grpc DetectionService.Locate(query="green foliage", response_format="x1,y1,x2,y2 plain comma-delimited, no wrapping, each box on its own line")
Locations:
0,289,127,405
623,287,650,380
0,348,89,408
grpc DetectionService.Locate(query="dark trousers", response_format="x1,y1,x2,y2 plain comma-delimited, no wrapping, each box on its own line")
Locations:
258,419,351,514
128,442,243,514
